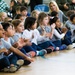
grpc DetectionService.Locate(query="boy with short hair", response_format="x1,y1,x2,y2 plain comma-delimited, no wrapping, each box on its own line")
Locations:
0,23,34,72
20,6,28,19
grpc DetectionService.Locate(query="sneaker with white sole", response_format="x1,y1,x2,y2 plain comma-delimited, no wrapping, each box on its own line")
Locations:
9,66,18,73
3,67,10,72
17,59,24,66
37,49,47,56
72,43,75,48
3,65,19,73
67,44,73,50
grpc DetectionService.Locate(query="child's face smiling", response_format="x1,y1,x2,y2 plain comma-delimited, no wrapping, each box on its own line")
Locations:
55,19,61,28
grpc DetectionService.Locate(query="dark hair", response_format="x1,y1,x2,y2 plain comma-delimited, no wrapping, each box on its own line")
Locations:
66,10,75,17
20,6,27,12
24,17,36,29
15,14,23,19
10,0,17,5
50,11,58,17
12,19,22,28
50,17,59,25
70,14,75,21
2,22,13,31
16,6,21,11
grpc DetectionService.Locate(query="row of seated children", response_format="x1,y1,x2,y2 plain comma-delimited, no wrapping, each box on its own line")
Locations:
0,12,56,73
0,7,75,73
0,17,56,73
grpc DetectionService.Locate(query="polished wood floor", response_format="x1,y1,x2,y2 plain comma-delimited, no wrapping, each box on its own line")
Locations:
0,49,75,75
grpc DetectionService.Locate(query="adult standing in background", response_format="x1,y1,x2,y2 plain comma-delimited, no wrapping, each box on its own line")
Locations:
0,0,9,12
49,1,68,23
56,0,71,14
30,0,43,12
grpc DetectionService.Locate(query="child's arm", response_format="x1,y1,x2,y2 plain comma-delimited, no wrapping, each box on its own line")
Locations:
0,48,12,55
40,26,46,36
9,47,34,62
0,48,8,53
54,29,66,39
12,38,26,49
24,39,32,46
45,23,55,39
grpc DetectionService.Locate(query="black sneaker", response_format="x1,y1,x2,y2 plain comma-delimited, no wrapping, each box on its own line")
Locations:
24,60,31,65
46,49,52,54
46,46,54,53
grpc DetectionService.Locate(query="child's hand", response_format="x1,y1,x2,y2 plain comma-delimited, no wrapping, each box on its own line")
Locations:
26,57,34,62
0,48,8,55
13,42,23,49
4,50,11,55
45,33,50,37
24,39,30,43
17,38,25,48
51,23,56,29
1,48,8,53
41,31,46,36
13,43,18,48
26,42,32,46
61,27,68,33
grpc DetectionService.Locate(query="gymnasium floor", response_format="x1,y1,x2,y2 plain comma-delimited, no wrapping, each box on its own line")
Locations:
0,49,75,75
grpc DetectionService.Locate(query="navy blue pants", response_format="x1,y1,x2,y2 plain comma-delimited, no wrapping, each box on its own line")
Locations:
0,54,17,70
20,41,56,53
17,41,56,59
38,41,56,49
52,40,61,47
62,31,72,45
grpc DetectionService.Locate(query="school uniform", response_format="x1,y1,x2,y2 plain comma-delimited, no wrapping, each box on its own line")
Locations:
23,29,56,49
12,32,37,54
37,26,57,49
0,39,17,70
55,28,72,46
37,25,67,50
